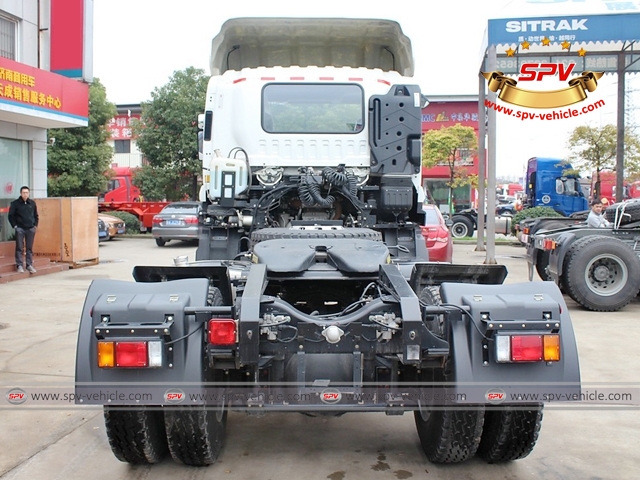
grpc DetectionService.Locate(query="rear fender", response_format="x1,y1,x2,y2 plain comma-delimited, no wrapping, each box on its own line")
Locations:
526,241,539,281
440,281,580,403
547,232,577,281
75,278,211,404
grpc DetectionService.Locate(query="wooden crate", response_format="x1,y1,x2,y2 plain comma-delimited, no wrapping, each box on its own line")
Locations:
33,197,99,264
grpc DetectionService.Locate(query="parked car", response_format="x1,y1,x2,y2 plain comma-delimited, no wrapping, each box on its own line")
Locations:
420,204,453,262
98,213,126,240
496,203,516,217
98,217,109,242
152,201,201,246
496,199,523,217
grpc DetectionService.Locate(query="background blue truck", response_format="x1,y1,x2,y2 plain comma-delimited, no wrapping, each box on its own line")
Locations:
525,157,588,216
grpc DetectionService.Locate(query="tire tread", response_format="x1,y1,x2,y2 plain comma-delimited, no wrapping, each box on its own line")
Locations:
477,406,543,463
104,407,168,464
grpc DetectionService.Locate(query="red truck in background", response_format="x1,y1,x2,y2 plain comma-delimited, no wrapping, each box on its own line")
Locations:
102,166,143,203
497,183,524,198
590,170,640,204
99,167,169,232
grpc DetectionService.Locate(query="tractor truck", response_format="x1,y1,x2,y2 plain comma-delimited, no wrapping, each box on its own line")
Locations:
526,200,640,311
75,17,580,467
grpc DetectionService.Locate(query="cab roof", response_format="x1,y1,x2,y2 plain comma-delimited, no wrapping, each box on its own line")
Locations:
210,17,414,77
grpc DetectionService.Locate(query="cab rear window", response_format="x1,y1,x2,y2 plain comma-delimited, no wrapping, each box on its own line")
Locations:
262,84,364,134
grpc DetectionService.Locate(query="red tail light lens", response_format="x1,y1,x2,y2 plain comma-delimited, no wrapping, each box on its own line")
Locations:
185,216,199,224
435,228,450,243
208,319,237,345
511,335,543,362
115,342,148,367
152,216,163,225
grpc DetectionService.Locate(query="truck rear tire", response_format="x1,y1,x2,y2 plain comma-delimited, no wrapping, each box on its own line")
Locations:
450,216,473,238
476,405,543,463
164,406,227,466
414,349,484,464
104,407,168,464
419,286,444,337
563,235,640,311
535,250,552,281
414,408,484,463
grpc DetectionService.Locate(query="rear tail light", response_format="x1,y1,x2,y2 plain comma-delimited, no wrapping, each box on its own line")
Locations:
523,227,530,235
208,319,237,345
97,340,163,368
511,335,543,362
543,335,561,361
152,216,162,225
435,229,450,243
116,342,148,367
495,334,560,363
185,216,199,224
98,341,115,368
543,238,557,250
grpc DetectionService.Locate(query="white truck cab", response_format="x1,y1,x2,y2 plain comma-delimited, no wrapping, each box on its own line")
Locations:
197,18,427,260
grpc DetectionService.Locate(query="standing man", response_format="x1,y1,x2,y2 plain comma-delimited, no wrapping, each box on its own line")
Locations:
8,186,39,273
586,198,612,228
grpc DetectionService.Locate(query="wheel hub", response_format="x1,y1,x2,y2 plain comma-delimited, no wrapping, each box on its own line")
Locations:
585,254,628,296
592,264,611,282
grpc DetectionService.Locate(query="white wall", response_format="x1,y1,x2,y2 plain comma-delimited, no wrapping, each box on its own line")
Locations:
1,1,53,196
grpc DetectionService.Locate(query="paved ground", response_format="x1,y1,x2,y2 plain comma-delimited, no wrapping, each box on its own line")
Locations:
0,238,639,480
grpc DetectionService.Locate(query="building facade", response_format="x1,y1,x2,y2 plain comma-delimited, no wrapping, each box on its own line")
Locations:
106,103,144,169
421,95,480,213
0,0,90,241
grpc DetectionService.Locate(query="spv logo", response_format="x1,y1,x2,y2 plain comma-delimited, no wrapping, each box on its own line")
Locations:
320,389,342,404
519,63,576,82
6,388,27,405
485,388,506,404
164,389,185,404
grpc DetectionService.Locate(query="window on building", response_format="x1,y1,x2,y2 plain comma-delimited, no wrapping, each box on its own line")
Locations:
0,15,17,60
114,140,131,154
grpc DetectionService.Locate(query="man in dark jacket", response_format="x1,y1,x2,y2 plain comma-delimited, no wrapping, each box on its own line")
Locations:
8,186,39,273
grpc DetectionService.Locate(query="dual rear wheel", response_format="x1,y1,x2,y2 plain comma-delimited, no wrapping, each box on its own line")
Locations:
104,405,227,466
104,287,227,466
415,286,543,464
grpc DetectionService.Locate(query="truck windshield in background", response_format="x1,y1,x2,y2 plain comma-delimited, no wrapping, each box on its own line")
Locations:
262,84,364,133
556,177,581,195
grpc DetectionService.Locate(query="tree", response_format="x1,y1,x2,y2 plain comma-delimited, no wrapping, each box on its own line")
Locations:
132,67,209,201
47,79,116,196
422,124,478,213
566,124,640,200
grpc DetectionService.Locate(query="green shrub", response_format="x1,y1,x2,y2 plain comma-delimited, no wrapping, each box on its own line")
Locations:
511,206,562,235
105,211,140,234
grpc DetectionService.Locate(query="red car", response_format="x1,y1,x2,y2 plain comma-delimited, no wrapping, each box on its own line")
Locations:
420,205,453,263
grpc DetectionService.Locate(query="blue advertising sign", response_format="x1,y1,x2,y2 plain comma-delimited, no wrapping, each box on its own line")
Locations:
488,12,640,45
